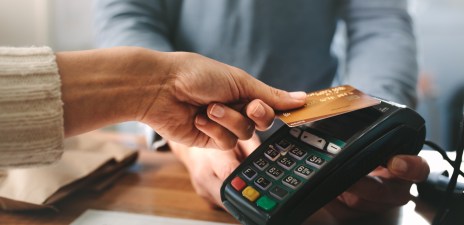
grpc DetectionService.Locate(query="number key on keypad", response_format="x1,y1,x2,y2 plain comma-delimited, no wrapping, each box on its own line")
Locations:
294,165,314,179
282,175,302,189
255,176,272,190
289,146,307,160
264,147,280,161
253,157,269,170
278,157,296,170
266,166,284,179
306,154,326,168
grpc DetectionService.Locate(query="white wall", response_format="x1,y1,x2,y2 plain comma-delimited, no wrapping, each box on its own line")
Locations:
0,0,94,50
50,0,95,51
0,0,51,46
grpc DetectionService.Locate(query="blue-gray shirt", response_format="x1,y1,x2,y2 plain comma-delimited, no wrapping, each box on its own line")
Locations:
93,0,418,107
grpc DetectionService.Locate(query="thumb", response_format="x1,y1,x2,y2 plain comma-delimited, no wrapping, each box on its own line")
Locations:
235,71,307,110
387,155,430,182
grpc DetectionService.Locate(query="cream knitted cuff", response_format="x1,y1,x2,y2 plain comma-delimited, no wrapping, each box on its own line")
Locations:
0,46,64,168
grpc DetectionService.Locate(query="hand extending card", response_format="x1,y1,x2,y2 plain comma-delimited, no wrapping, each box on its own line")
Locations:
277,85,381,127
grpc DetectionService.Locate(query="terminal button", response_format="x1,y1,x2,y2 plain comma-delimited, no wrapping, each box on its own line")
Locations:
294,165,314,179
242,167,257,180
264,147,281,161
253,157,269,170
231,176,247,191
327,142,342,154
289,128,302,138
278,157,296,170
255,176,272,190
282,175,302,189
242,186,260,202
306,154,327,168
270,186,289,200
301,131,326,150
257,196,277,211
275,139,292,153
266,166,284,180
289,146,307,160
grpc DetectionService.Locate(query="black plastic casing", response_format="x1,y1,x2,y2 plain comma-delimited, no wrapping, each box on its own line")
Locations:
220,100,426,225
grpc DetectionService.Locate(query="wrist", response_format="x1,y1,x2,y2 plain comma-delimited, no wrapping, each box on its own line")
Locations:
57,47,172,136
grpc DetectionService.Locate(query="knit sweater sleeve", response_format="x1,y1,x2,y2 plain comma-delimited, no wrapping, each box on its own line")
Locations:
0,47,64,168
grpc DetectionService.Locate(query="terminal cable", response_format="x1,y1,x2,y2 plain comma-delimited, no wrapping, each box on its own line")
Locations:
429,106,464,225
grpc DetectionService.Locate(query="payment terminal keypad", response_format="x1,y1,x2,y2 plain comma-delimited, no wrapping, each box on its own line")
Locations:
228,127,344,212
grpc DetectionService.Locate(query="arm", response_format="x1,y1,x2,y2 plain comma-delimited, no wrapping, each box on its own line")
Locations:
1,46,306,168
93,0,177,51
59,47,306,149
339,0,418,107
57,47,171,136
93,0,180,149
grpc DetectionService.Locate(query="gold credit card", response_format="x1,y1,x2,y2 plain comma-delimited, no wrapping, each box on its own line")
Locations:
277,85,381,127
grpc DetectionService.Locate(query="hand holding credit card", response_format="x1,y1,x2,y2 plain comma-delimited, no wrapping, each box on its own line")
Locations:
277,85,381,127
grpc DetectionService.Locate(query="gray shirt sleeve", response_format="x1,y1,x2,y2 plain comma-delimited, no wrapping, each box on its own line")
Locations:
339,0,418,107
93,0,176,51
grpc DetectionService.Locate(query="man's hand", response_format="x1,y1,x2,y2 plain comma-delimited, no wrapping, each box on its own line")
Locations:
336,155,430,213
170,133,261,207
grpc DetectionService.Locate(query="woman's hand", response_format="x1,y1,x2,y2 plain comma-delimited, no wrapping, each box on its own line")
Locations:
58,47,306,148
137,51,306,149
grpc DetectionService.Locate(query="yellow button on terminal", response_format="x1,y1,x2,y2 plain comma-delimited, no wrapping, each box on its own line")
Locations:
242,186,260,202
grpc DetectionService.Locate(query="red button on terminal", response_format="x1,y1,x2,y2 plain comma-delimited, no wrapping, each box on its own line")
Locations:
231,176,247,191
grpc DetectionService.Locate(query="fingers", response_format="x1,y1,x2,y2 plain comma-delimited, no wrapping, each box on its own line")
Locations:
337,192,400,213
244,99,276,131
252,87,307,111
340,175,412,211
233,70,307,110
387,155,430,182
194,114,238,149
337,155,431,213
207,103,255,140
195,101,271,150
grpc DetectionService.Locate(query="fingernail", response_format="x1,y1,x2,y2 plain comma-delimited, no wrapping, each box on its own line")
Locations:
210,104,225,118
252,102,265,118
391,158,408,173
289,91,307,101
195,115,207,125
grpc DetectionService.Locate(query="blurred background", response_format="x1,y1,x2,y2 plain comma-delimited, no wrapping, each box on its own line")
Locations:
1,0,463,151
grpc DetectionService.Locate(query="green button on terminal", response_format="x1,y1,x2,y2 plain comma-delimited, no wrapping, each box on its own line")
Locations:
257,196,277,211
